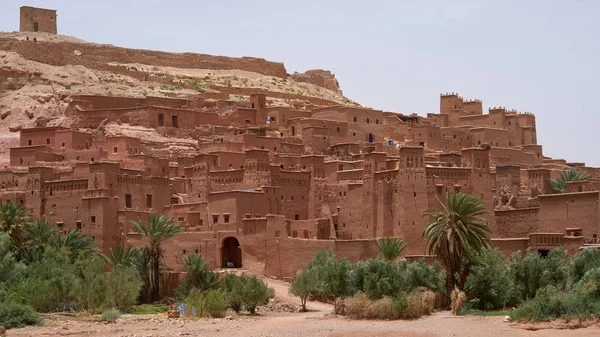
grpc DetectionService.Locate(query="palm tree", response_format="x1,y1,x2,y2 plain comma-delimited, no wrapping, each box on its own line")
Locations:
101,244,140,269
422,192,492,295
377,237,407,261
176,254,219,298
0,201,32,254
23,219,58,262
52,229,98,262
130,211,182,301
550,168,591,194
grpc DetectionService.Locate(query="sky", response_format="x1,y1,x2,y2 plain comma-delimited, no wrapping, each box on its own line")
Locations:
1,0,599,165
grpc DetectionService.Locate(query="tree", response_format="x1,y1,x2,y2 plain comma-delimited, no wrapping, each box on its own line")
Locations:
422,192,492,296
377,237,407,262
130,211,182,301
550,168,591,194
23,219,58,262
175,254,219,298
52,229,98,262
101,244,140,269
289,269,319,311
0,201,32,255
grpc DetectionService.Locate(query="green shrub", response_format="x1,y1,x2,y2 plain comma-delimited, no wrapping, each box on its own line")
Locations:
236,274,274,314
175,254,219,299
508,249,569,305
76,260,142,312
570,249,600,284
352,259,402,300
0,302,42,329
465,248,512,310
221,273,243,312
184,290,228,318
509,286,566,322
351,259,444,301
403,259,445,293
100,309,121,323
22,249,80,312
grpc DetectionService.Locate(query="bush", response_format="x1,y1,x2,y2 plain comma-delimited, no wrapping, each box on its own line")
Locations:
351,259,444,301
509,286,566,322
76,260,142,312
175,254,219,299
346,292,374,319
403,259,445,293
400,292,425,319
100,309,121,323
184,290,228,318
345,291,430,320
570,249,600,284
0,302,42,329
20,249,80,312
236,274,274,314
508,249,569,305
221,273,243,312
465,248,512,310
372,297,394,319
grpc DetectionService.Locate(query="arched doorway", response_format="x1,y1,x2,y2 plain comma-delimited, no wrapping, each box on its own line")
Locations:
222,237,242,268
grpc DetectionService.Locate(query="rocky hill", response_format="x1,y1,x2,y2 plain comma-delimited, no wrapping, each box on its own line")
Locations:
0,31,358,164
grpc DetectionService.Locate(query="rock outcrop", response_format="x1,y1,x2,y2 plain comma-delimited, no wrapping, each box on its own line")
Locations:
292,69,342,94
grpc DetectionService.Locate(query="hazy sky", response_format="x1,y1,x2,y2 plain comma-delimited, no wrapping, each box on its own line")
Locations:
1,1,599,165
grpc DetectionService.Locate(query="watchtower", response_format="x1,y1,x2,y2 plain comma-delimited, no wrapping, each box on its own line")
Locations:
20,6,57,34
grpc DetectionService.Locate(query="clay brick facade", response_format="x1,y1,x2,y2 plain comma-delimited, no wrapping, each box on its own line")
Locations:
20,6,57,34
2,91,599,279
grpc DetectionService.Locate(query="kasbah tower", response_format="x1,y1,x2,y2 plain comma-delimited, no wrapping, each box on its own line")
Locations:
1,5,597,290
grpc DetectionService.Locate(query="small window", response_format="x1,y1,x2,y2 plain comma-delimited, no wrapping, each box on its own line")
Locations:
178,217,184,222
295,214,300,220
366,118,370,124
336,127,340,132
61,142,66,148
376,119,379,124
46,138,50,144
224,214,230,223
212,215,219,224
275,230,281,238
76,221,82,230
353,116,357,122
414,192,417,198
146,194,153,208
28,139,32,146
125,194,132,208
91,216,96,224
113,147,118,153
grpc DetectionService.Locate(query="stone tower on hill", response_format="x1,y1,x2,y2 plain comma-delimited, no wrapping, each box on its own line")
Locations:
20,6,57,34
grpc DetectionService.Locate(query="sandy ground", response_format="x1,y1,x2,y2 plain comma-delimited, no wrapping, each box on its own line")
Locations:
9,276,600,337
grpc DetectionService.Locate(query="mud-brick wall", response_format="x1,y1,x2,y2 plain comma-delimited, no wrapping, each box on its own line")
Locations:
494,208,539,238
